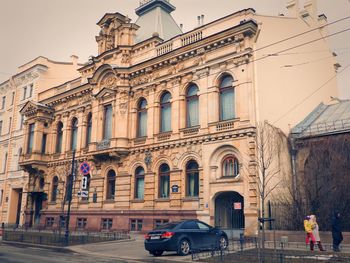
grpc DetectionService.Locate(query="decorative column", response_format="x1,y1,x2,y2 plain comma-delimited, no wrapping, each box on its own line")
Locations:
77,107,85,151
171,78,181,134
61,112,70,153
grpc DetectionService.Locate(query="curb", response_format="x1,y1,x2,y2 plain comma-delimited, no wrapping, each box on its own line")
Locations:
1,240,72,253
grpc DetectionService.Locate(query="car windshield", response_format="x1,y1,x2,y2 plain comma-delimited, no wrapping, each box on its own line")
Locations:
155,222,179,230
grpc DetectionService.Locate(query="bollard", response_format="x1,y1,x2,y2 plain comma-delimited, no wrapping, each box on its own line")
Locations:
239,233,244,251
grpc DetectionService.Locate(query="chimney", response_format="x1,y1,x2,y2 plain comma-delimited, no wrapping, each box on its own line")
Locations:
286,0,299,17
304,0,317,19
180,23,183,31
70,55,79,67
197,16,201,27
201,15,204,26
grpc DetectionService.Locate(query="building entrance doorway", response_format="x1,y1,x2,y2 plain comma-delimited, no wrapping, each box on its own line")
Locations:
215,191,244,238
8,188,23,226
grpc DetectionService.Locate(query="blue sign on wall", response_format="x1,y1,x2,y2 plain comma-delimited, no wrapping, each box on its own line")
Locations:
171,185,179,193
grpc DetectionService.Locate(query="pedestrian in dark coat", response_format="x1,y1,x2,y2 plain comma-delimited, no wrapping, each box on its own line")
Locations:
331,211,343,252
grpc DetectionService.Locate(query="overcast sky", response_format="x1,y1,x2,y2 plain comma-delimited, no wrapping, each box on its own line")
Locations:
0,0,349,98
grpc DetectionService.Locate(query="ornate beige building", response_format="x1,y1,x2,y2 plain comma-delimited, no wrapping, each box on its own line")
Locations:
19,0,337,235
0,56,80,226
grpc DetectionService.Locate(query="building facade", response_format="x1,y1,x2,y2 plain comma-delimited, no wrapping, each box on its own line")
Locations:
0,56,80,226
19,0,338,235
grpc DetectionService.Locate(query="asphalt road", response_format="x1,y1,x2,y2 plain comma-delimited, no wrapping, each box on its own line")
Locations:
0,243,128,263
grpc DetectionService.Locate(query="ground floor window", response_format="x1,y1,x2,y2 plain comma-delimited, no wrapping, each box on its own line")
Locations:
77,218,87,229
45,217,54,227
130,219,143,231
154,219,169,228
101,218,113,230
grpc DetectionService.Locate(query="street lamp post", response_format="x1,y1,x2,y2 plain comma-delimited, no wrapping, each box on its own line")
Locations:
64,150,76,246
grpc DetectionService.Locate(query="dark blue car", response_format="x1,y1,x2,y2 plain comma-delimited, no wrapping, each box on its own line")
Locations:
144,220,228,256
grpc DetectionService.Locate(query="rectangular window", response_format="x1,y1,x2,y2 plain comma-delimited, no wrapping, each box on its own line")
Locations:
103,105,112,140
77,218,87,229
1,96,5,109
8,117,12,133
41,133,47,154
154,219,169,228
22,87,27,100
130,219,143,231
101,218,113,230
11,92,15,106
45,217,54,227
20,114,24,130
27,123,35,153
28,84,33,98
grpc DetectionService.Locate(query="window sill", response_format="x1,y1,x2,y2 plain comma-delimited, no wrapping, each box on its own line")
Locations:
131,199,144,203
104,199,115,204
48,202,57,205
183,197,199,202
156,198,170,202
79,200,89,204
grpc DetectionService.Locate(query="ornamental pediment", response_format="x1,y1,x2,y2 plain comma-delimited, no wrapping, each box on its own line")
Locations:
20,101,53,117
94,87,116,100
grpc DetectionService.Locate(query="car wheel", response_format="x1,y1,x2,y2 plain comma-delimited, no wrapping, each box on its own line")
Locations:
178,239,191,256
150,250,164,257
219,236,228,250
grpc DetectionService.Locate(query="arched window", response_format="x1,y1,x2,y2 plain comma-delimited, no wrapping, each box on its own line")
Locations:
219,75,235,121
135,167,145,199
82,174,91,201
51,176,58,202
71,118,78,151
137,98,147,137
86,113,92,147
56,122,63,153
159,163,170,198
186,160,199,197
186,84,199,127
103,105,112,140
222,156,239,177
160,92,172,132
106,170,116,200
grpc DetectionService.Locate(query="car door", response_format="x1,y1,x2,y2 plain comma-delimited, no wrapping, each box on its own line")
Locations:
196,221,218,249
180,221,200,250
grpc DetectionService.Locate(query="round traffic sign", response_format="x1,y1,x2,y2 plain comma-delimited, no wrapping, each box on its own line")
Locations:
80,162,91,175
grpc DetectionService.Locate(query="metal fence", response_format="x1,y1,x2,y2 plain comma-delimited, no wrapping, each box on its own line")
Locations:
191,238,350,263
2,227,130,246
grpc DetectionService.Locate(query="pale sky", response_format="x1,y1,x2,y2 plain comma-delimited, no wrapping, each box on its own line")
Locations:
0,0,349,98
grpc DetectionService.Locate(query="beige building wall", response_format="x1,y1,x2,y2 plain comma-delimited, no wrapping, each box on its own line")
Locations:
0,56,80,225
17,0,337,235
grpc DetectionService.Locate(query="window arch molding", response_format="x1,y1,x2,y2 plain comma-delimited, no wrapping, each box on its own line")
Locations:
159,91,172,133
56,121,64,153
221,154,240,178
136,97,148,138
106,169,116,200
134,166,145,200
218,73,235,121
185,83,199,128
209,145,242,180
213,71,236,88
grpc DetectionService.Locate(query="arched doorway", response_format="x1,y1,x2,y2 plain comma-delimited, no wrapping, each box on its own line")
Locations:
215,192,245,231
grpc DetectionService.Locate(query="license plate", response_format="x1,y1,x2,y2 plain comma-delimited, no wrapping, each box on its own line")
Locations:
150,236,160,240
